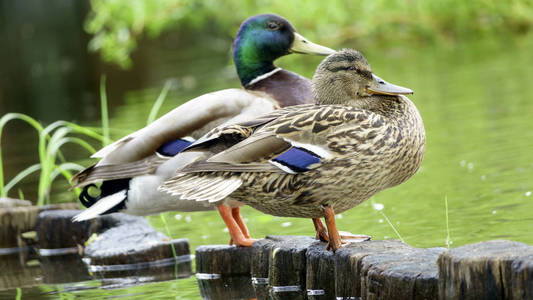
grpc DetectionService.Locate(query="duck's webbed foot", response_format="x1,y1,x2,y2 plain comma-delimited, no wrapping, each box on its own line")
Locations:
218,204,258,247
313,218,371,245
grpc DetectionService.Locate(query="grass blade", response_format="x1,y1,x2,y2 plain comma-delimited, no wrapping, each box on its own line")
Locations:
100,75,110,147
4,164,41,195
445,195,451,248
147,80,172,125
0,113,44,197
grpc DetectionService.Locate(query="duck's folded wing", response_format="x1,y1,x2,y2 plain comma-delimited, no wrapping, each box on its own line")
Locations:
159,106,376,202
183,105,313,153
71,155,168,188
96,88,277,166
72,89,277,187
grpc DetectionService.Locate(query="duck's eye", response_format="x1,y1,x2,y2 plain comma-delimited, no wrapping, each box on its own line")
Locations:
349,66,356,71
267,22,280,31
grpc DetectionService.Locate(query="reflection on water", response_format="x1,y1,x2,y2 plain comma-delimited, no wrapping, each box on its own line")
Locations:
1,9,533,298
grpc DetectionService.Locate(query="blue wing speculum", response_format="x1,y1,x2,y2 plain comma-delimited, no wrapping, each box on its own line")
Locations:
271,147,322,173
156,138,194,157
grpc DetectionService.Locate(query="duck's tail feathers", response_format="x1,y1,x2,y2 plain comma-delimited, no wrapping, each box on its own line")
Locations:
73,178,131,222
73,190,128,222
71,156,165,188
159,174,242,203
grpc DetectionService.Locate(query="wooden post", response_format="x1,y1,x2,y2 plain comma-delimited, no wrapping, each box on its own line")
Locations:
0,203,77,251
334,240,444,299
251,238,277,300
438,240,533,300
83,213,191,273
306,241,335,299
195,245,255,299
36,210,102,253
267,235,317,300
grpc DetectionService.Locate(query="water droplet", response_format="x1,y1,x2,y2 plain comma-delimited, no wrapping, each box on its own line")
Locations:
460,160,466,167
223,228,229,233
185,216,192,222
281,222,292,227
378,219,384,223
526,191,531,197
373,203,384,211
492,210,497,214
336,214,343,219
201,235,209,240
174,214,182,220
467,162,474,171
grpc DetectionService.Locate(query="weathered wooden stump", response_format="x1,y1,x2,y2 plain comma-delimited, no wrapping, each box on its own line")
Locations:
195,245,255,300
0,197,31,208
334,240,444,300
306,241,336,299
36,210,103,254
0,203,78,251
438,240,533,300
83,213,191,275
252,238,278,300
267,235,317,300
36,210,192,276
196,244,253,275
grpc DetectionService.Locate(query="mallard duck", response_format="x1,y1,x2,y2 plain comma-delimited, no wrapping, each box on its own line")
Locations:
159,49,426,251
71,13,335,234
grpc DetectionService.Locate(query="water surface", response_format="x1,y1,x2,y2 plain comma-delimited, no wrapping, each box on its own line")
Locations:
2,30,533,298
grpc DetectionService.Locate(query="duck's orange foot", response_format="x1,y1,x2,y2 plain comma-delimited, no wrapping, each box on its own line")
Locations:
229,238,260,247
325,237,342,252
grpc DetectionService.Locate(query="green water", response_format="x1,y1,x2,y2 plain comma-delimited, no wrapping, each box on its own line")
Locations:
2,35,533,298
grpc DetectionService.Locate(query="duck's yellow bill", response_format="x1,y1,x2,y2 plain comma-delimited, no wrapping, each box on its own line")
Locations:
366,74,413,96
290,32,336,56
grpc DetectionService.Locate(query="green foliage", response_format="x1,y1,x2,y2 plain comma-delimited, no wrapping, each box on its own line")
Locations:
86,0,533,67
0,114,104,205
0,79,173,205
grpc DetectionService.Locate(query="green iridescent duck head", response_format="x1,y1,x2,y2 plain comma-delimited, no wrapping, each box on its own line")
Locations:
233,14,335,87
312,49,414,105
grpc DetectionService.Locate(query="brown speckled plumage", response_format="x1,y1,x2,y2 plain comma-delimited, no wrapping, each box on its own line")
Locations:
161,49,426,220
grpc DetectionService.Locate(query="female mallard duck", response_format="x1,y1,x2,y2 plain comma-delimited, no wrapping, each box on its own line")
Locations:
159,49,426,251
71,14,334,241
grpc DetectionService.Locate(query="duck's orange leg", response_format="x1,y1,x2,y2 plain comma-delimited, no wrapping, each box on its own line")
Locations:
217,204,256,247
323,206,342,252
312,218,329,242
232,207,251,239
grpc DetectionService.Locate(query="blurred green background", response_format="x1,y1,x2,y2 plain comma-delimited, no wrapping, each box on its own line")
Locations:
1,0,533,298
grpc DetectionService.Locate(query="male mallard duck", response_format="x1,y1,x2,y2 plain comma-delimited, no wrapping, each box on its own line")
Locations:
160,49,426,251
71,14,334,237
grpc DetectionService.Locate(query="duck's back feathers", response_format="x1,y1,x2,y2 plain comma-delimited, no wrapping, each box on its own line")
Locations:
72,88,278,187
96,88,277,166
